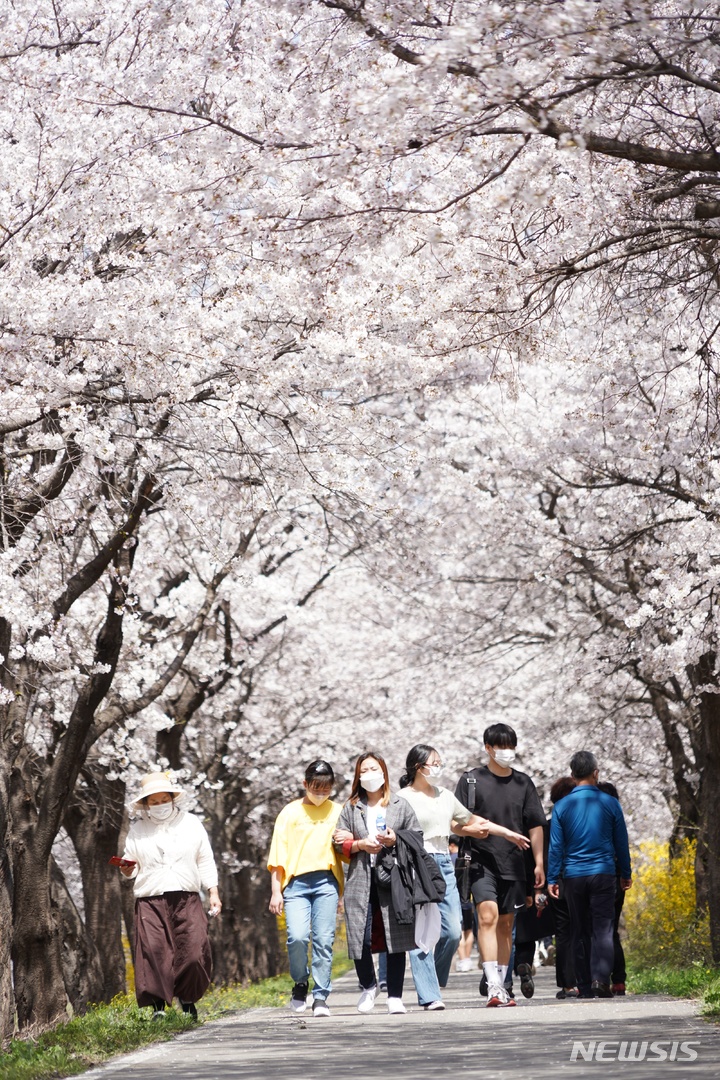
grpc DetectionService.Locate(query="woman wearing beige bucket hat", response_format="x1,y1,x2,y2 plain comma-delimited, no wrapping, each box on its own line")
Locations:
114,771,221,1020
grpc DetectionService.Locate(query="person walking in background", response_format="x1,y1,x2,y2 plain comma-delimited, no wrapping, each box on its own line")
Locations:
333,751,421,1015
118,772,221,1021
267,760,344,1018
511,864,551,1000
548,751,632,999
455,723,546,1008
513,775,579,1000
547,776,579,998
449,837,477,973
598,780,628,995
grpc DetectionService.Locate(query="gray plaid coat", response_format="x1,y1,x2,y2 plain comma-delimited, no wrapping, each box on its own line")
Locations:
336,795,422,958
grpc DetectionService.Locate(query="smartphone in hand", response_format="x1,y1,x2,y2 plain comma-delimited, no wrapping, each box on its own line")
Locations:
108,856,136,868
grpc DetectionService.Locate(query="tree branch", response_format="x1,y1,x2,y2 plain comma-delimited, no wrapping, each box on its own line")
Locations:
94,516,265,735
52,475,164,621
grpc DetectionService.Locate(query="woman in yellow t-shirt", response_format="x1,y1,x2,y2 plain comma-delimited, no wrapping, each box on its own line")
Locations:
267,760,344,1018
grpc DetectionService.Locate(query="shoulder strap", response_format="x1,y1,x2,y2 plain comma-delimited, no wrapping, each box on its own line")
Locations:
457,774,478,864
467,773,477,813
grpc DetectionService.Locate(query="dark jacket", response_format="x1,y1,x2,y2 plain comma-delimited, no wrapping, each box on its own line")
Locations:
378,828,446,924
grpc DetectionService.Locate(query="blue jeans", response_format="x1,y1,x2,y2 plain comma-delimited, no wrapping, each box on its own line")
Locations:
409,853,462,1004
283,870,339,1001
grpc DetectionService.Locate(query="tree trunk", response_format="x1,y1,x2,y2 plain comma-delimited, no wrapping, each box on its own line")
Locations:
121,875,137,973
202,803,283,985
0,617,26,1039
648,688,699,858
64,771,128,1001
11,546,136,1028
687,653,720,962
10,766,68,1028
696,718,720,963
209,859,284,985
0,771,15,1042
50,857,105,1014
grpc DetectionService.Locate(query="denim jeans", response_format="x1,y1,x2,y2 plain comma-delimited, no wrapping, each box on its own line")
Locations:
283,870,339,1001
409,852,462,1004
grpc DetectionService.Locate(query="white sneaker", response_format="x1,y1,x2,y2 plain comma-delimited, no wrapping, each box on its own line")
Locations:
357,986,377,1013
456,958,473,972
486,983,505,1007
423,1000,445,1011
387,997,407,1014
312,999,331,1018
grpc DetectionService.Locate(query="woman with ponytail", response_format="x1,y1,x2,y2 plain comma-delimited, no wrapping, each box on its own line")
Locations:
398,744,529,1010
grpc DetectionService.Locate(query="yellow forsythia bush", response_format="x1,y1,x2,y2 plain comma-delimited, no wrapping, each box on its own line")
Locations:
624,839,710,968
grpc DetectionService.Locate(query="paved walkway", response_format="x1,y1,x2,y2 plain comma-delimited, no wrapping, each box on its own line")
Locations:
84,964,720,1079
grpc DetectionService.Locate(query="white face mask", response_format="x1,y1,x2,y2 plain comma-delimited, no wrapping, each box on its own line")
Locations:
490,748,516,768
306,791,330,806
360,771,384,792
146,802,174,822
424,764,442,779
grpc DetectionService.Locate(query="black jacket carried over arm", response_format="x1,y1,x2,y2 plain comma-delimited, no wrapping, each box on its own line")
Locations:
378,828,447,925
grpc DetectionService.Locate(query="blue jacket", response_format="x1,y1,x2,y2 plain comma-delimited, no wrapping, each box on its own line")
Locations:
548,785,631,882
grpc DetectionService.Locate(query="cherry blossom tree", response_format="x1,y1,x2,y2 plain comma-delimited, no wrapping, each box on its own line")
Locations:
4,0,720,1035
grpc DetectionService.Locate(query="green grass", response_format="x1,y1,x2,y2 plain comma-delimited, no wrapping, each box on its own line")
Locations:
627,961,720,1017
0,955,356,1080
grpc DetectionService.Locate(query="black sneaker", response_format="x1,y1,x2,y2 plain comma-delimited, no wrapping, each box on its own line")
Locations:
479,973,488,997
290,981,309,1013
591,980,613,998
181,1001,198,1021
517,963,535,999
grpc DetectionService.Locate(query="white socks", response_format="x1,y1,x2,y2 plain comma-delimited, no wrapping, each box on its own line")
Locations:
498,964,508,985
483,961,499,985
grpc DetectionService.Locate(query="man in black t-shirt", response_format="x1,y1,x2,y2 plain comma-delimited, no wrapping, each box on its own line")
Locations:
455,723,546,1008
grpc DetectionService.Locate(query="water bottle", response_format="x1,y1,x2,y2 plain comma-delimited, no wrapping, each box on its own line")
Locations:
376,810,386,837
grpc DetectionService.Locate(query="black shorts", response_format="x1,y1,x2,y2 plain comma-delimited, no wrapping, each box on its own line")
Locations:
470,866,527,915
461,903,475,932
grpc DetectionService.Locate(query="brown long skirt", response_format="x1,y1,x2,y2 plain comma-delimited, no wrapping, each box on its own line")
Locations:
134,891,213,1007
